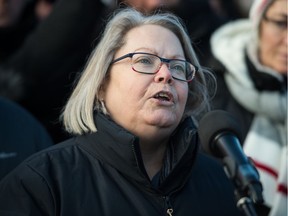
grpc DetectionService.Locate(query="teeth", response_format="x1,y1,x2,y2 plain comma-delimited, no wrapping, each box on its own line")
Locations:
155,92,170,101
158,92,168,98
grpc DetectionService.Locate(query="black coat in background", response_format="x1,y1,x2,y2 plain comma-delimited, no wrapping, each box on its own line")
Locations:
0,97,53,179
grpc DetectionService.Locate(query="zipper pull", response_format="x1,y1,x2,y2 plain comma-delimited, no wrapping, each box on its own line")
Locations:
167,208,173,216
164,196,173,216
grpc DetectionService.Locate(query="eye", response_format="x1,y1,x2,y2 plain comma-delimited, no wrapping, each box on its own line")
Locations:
170,61,186,74
264,16,288,30
134,55,154,65
274,20,287,29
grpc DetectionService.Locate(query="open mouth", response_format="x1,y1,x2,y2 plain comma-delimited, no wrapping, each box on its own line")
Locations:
153,91,173,102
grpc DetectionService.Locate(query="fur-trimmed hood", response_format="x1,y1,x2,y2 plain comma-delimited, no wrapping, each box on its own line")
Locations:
210,19,283,85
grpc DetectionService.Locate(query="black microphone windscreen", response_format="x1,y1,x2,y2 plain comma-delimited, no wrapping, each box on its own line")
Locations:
198,110,243,155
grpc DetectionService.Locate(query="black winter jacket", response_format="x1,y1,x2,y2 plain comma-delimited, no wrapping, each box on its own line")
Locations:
0,112,243,216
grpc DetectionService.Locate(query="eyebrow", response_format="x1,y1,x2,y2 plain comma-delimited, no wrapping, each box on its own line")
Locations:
271,12,288,20
134,48,185,60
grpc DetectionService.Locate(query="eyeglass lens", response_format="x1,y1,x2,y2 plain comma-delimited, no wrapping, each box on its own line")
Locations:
131,53,193,81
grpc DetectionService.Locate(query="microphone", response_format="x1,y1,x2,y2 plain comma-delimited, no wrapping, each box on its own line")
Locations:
198,110,263,205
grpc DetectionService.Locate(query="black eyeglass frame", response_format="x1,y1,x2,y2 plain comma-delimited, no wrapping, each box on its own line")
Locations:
111,52,197,82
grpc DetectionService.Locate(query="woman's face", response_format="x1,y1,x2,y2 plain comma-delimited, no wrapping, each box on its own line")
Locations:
103,24,188,140
122,0,179,13
0,0,28,27
259,0,287,74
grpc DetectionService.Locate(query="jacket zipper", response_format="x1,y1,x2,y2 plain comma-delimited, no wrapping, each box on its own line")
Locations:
164,196,173,216
132,141,174,215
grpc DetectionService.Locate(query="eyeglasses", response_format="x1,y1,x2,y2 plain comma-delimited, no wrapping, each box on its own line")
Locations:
111,52,197,82
263,15,287,32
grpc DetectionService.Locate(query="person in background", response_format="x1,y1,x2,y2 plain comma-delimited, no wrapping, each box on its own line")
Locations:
0,0,56,63
0,8,243,215
0,0,107,142
209,0,254,20
210,0,287,215
116,0,179,13
0,96,53,179
117,0,237,70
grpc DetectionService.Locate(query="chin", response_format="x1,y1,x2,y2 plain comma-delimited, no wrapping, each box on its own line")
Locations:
278,70,288,75
149,115,180,128
274,64,287,75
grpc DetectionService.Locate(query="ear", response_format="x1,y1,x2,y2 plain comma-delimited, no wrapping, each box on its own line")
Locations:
98,81,108,101
98,87,104,101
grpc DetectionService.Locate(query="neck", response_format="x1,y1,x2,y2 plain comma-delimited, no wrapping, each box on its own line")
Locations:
139,139,168,179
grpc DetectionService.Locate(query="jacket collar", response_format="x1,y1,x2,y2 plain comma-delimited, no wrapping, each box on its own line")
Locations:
76,112,199,195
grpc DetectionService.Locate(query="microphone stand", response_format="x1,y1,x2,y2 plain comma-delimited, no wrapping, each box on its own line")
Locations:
222,157,264,216
237,196,257,216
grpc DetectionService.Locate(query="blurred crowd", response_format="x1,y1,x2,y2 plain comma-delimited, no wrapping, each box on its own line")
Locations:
0,0,286,215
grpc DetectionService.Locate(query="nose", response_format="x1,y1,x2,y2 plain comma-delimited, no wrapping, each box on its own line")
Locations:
154,63,173,84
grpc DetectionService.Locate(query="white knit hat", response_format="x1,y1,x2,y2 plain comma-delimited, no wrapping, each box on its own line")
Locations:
249,0,274,27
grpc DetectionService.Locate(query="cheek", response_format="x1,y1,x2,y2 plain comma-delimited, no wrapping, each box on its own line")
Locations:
177,85,189,109
105,73,148,109
259,27,279,54
103,73,126,110
259,30,275,62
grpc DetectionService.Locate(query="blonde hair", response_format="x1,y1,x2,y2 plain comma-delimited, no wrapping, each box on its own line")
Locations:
62,8,215,135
